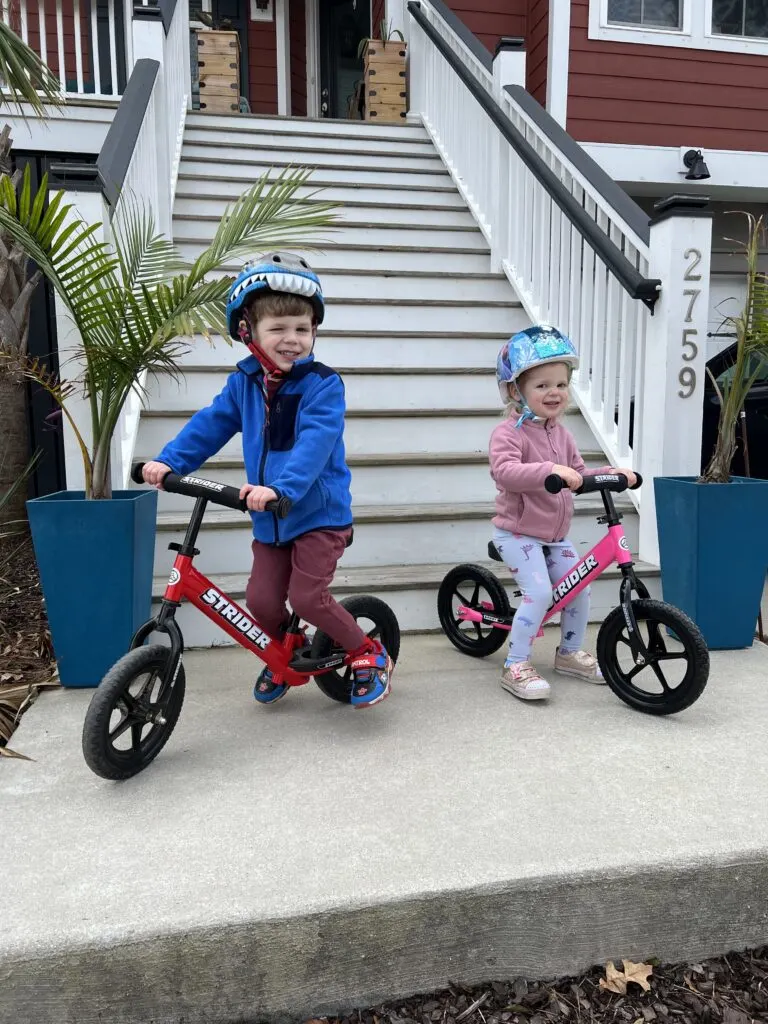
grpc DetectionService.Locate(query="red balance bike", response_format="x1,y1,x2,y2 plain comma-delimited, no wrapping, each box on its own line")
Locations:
437,472,709,715
82,465,400,780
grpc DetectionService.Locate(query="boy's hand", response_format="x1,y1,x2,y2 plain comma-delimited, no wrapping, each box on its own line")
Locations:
552,465,583,491
613,467,638,488
240,483,278,512
143,461,172,489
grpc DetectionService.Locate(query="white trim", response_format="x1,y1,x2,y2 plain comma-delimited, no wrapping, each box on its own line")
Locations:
546,0,570,128
305,0,320,117
589,0,768,56
275,0,291,116
386,0,409,41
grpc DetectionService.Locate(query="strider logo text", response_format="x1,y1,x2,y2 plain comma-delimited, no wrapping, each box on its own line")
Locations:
201,588,270,648
551,554,598,606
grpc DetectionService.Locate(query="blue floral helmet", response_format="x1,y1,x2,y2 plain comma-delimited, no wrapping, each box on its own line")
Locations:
496,324,579,407
226,252,325,340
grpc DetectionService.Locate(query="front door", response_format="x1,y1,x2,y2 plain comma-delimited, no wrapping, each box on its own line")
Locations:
319,0,371,118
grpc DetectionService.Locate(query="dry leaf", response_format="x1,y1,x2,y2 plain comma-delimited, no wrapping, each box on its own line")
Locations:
0,745,34,761
600,960,654,995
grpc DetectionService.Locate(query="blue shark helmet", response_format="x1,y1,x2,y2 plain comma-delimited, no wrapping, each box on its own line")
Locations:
496,324,579,425
226,252,325,340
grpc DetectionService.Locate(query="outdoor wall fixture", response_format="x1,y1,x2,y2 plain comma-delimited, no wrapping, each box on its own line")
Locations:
682,149,711,181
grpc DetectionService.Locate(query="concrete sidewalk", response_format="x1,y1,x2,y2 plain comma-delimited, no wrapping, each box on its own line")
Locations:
3,629,768,1024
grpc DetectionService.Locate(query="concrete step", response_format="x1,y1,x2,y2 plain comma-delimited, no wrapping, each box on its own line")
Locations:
182,129,438,157
139,450,610,511
173,242,492,274
137,407,597,457
151,557,660,644
151,498,639,576
174,199,476,228
174,332,508,369
181,141,443,171
185,110,429,139
178,158,451,189
174,177,468,207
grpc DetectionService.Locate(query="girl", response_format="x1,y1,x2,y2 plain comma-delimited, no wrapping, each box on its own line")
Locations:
489,324,636,702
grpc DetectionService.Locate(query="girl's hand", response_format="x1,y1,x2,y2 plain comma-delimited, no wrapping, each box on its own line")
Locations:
613,467,638,488
240,483,278,511
552,465,583,492
142,461,172,489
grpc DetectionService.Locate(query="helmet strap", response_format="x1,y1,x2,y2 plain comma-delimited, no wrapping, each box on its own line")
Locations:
238,316,284,379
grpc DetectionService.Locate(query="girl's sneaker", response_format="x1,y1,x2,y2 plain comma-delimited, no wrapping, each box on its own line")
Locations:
349,641,393,708
253,667,288,705
500,661,551,701
554,648,605,683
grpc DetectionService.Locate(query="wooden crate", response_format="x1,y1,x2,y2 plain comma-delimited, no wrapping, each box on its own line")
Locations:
363,40,407,123
196,29,240,114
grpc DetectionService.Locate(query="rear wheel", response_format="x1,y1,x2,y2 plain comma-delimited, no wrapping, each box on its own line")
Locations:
82,645,186,780
597,599,709,715
312,595,401,704
437,563,511,657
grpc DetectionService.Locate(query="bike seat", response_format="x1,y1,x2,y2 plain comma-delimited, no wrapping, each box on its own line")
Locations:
488,541,503,562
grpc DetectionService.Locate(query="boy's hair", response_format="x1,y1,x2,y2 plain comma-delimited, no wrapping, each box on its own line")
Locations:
245,291,316,325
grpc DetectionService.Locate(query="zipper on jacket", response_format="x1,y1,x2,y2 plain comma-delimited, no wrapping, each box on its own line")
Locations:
546,423,568,541
257,374,279,545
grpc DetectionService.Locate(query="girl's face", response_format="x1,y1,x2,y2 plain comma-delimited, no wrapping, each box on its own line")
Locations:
513,362,570,419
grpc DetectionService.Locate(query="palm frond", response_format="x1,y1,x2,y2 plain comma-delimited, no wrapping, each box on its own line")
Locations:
0,14,60,114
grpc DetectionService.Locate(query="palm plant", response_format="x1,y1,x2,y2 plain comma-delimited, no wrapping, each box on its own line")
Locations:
0,165,339,498
701,213,768,483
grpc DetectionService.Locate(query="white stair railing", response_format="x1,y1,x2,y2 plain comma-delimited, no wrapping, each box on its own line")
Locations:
407,0,713,564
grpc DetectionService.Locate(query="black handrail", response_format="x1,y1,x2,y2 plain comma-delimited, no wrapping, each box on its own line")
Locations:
423,0,493,71
96,59,159,208
407,1,661,312
134,0,179,35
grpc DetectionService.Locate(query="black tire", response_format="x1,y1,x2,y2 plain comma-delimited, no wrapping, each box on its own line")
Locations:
437,563,511,658
312,595,400,704
82,645,186,780
597,599,709,716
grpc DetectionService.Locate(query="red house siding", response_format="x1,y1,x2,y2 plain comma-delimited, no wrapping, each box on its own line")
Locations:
372,0,385,35
248,18,278,114
290,0,307,116
568,0,768,151
21,0,93,93
445,0,526,55
526,0,548,107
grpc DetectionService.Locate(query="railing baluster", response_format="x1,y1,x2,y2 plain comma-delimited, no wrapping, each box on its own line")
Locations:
56,0,65,92
73,0,84,94
90,0,101,95
19,0,28,44
107,0,118,96
37,0,47,67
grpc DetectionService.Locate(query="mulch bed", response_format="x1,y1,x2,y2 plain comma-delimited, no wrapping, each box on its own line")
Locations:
324,947,768,1024
0,533,58,754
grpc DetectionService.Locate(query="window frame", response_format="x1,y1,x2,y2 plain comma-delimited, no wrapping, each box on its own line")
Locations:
589,0,768,55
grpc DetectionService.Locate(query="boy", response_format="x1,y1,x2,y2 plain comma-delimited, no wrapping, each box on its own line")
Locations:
142,252,393,707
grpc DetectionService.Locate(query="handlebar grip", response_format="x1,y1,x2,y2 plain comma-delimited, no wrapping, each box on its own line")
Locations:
131,462,147,484
544,474,564,494
630,472,643,490
265,496,292,519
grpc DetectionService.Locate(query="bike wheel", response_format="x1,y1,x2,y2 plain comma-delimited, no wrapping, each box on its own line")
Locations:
437,563,511,658
82,645,186,780
312,595,401,704
597,599,709,715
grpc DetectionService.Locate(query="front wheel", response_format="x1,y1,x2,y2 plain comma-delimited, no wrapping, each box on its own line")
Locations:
312,595,400,704
597,599,709,715
82,645,186,780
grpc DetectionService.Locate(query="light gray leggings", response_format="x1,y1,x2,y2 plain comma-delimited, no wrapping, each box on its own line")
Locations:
492,528,591,665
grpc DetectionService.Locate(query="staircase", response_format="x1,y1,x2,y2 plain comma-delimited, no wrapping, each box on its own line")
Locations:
137,111,659,645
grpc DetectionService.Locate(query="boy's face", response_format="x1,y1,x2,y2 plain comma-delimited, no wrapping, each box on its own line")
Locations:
252,312,314,372
514,361,570,419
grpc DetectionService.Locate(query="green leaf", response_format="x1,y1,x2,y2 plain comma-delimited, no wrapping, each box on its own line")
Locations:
0,16,61,115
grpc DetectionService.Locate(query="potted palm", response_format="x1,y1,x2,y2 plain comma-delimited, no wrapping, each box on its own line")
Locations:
0,167,338,686
654,213,768,649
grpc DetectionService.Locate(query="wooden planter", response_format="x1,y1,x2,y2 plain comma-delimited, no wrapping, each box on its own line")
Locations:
196,29,240,114
363,40,407,123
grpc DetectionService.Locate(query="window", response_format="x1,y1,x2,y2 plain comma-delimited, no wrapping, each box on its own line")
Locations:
607,0,683,28
712,0,768,38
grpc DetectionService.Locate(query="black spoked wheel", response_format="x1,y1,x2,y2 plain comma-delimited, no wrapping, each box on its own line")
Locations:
312,595,400,704
82,645,186,780
437,563,511,658
597,599,709,716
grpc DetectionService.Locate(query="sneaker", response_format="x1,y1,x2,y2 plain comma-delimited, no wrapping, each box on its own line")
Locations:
554,648,605,684
350,641,393,708
253,666,289,705
500,661,551,701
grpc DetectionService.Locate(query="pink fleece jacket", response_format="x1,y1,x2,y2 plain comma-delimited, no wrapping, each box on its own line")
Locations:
489,417,611,543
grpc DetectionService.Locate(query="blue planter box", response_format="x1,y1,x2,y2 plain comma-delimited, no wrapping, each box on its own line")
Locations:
27,489,158,687
654,476,768,650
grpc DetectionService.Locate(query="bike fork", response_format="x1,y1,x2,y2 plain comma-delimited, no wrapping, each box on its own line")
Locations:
619,566,651,662
129,601,186,708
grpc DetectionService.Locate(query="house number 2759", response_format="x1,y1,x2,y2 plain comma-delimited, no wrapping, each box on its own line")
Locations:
679,248,701,399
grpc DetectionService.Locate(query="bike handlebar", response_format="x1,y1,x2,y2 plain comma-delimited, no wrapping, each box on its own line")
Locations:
131,463,292,518
544,472,644,495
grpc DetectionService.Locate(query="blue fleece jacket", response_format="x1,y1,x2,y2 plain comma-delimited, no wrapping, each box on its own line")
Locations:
155,353,353,545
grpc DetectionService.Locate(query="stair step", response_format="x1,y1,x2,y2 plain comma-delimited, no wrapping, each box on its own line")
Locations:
174,244,492,274
178,159,451,189
185,111,428,139
171,449,606,468
181,139,443,166
174,199,475,227
176,224,490,252
175,178,468,206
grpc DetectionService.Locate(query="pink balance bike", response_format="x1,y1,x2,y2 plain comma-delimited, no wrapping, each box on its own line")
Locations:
82,465,400,780
437,472,709,715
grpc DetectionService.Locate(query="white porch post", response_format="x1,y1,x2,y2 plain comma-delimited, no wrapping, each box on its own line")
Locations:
386,0,409,42
638,195,713,564
546,0,570,127
276,0,291,115
490,38,525,272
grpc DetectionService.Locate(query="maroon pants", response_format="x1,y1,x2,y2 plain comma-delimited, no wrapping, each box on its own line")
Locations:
245,528,367,651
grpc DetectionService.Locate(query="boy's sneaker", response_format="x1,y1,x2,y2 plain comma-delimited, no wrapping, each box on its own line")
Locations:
554,648,605,683
500,661,551,701
253,667,288,705
350,641,393,708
